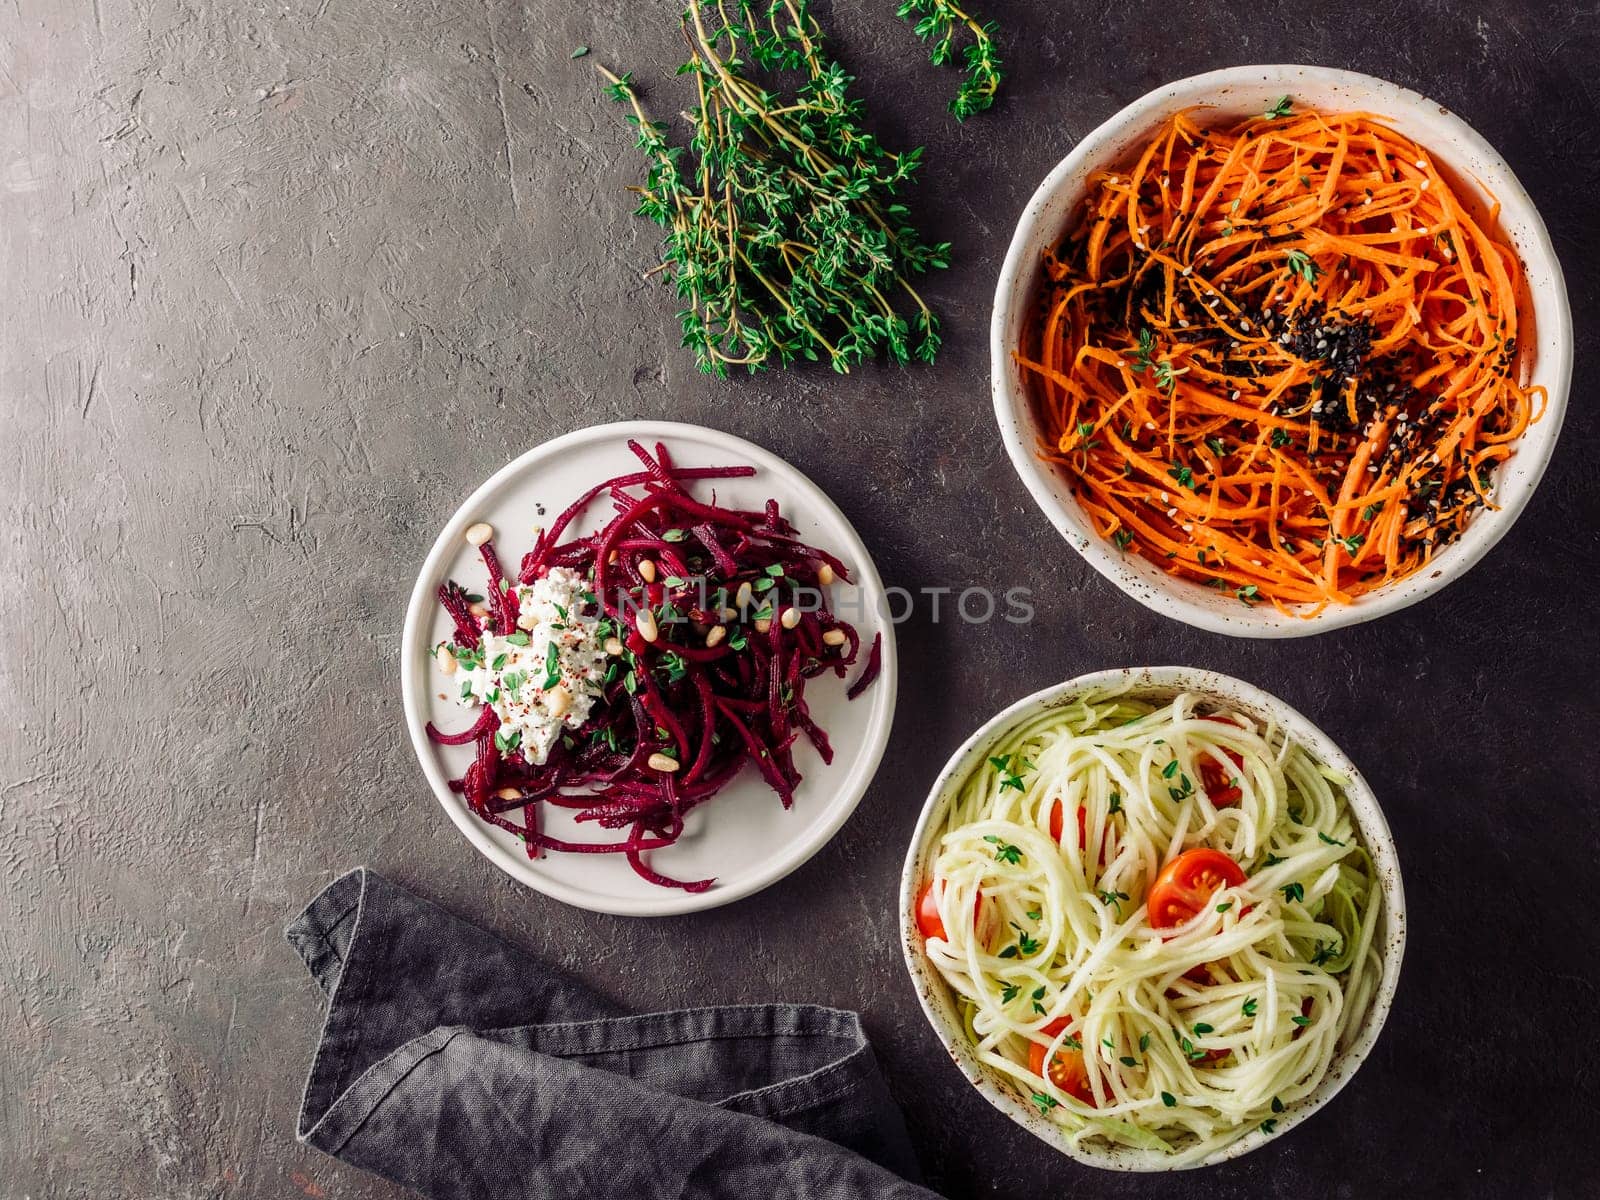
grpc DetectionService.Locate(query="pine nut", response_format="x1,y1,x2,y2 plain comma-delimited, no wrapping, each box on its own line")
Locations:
780,606,800,629
516,610,539,631
465,522,494,547
604,637,624,656
547,686,572,717
469,602,490,619
822,629,848,646
720,606,738,621
647,752,680,773
817,562,836,586
638,558,657,583
754,617,771,634
435,646,457,674
495,786,522,802
636,608,659,643
735,580,753,610
705,624,726,648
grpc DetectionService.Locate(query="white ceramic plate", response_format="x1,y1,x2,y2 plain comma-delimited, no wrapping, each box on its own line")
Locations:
401,420,898,916
992,65,1573,637
899,667,1406,1170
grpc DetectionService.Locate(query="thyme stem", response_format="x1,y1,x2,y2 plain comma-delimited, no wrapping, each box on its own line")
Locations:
596,1,949,376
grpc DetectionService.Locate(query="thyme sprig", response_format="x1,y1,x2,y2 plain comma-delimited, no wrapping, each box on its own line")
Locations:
596,1,949,377
895,0,1003,119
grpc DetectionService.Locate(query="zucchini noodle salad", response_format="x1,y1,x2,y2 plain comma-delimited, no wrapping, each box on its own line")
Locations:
916,685,1383,1164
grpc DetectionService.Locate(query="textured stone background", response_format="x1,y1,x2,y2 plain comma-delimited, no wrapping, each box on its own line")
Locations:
3,0,1598,1197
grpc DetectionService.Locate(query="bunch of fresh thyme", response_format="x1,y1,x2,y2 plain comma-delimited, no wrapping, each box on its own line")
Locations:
597,1,950,377
895,0,1003,119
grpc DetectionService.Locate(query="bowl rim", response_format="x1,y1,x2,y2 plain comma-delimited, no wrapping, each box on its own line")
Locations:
398,418,899,917
897,666,1408,1171
990,64,1573,638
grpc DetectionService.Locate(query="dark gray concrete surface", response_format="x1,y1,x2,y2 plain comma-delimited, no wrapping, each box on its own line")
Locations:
4,0,1598,1197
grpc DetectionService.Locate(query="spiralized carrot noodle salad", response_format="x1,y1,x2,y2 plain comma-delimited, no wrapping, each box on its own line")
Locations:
1017,102,1546,615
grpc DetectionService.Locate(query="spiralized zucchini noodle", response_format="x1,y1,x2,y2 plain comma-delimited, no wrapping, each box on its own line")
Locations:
919,683,1382,1164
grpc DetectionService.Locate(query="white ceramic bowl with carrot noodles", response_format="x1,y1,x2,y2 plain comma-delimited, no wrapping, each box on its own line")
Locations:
992,65,1571,637
898,667,1406,1170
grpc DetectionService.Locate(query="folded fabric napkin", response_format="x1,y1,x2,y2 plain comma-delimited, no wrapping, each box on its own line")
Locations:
286,869,942,1199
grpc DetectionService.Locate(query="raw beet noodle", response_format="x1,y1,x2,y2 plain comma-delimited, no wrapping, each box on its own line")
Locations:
427,440,882,892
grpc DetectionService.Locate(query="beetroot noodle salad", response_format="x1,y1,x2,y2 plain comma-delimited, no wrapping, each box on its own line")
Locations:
425,439,883,892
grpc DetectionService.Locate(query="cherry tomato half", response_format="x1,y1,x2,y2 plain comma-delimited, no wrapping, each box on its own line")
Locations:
1199,716,1245,807
1147,848,1248,928
1048,799,1088,849
1027,1017,1095,1105
915,880,983,942
1199,760,1243,807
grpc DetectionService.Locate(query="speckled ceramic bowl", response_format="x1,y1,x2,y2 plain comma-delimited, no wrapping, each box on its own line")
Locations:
899,667,1406,1171
992,66,1572,637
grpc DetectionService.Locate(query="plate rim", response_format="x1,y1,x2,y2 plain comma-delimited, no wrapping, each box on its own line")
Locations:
400,419,899,916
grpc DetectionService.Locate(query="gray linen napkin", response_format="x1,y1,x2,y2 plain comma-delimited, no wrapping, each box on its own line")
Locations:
286,868,942,1199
